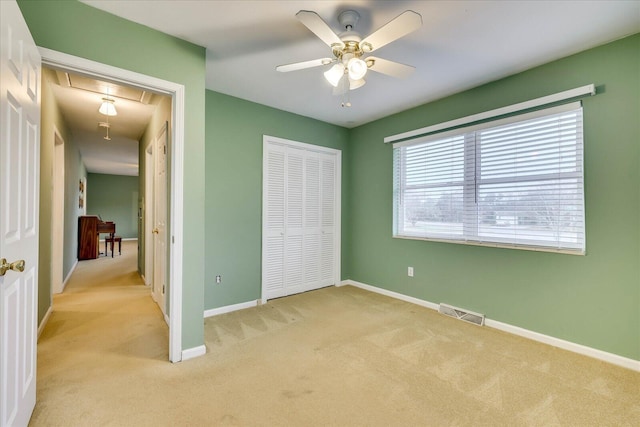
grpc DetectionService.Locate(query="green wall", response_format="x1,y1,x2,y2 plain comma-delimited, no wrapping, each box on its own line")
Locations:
19,0,206,351
86,173,138,239
205,91,349,309
346,34,640,360
63,128,86,280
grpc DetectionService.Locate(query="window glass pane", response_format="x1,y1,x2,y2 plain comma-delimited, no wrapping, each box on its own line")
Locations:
477,179,584,248
402,186,464,236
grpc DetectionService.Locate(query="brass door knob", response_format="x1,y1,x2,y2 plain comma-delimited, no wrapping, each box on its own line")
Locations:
152,228,159,234
0,258,25,276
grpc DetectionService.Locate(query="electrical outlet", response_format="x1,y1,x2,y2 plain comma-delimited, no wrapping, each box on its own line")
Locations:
215,275,222,284
408,267,414,277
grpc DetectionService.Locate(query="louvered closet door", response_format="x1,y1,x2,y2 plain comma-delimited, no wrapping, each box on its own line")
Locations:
262,137,340,301
302,152,321,292
263,144,286,299
319,153,336,287
283,147,305,296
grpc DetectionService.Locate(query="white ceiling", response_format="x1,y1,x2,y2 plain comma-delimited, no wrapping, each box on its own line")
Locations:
80,0,640,128
58,1,639,176
43,68,161,176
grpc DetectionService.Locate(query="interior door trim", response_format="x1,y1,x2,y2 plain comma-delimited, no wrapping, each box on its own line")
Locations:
38,47,185,363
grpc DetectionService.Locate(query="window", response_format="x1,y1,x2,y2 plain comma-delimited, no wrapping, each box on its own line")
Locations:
393,103,585,253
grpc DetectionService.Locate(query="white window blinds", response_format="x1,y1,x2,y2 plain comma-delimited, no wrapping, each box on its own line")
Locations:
393,102,585,253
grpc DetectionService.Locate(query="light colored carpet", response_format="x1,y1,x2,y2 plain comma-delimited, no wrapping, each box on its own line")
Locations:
31,241,639,426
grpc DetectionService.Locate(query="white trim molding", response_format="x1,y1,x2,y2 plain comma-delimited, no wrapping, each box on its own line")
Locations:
39,47,186,363
340,280,639,372
483,318,640,372
204,300,259,318
384,84,596,144
181,345,206,361
338,279,438,311
37,306,53,339
60,259,78,293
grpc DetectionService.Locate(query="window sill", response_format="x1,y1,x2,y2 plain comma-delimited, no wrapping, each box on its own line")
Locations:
393,234,585,256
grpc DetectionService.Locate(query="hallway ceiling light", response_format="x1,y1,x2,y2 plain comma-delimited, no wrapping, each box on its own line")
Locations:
98,98,117,116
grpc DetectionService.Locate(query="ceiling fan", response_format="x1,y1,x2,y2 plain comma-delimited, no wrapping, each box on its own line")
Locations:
276,9,422,106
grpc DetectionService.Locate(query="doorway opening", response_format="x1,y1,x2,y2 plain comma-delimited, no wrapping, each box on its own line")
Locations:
40,48,185,362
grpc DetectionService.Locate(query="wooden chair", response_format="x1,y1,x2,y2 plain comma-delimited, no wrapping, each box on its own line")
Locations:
104,235,122,257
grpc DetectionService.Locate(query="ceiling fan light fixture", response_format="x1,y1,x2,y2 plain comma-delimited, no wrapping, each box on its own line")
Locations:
324,63,345,87
349,78,366,90
98,98,117,116
347,57,367,80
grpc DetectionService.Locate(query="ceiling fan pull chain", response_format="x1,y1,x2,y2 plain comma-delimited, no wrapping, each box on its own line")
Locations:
341,89,351,108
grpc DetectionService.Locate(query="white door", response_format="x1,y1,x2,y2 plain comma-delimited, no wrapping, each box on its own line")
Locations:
0,1,41,425
262,137,340,301
152,123,168,319
302,152,321,292
262,143,286,298
319,153,336,288
282,147,305,296
144,145,153,287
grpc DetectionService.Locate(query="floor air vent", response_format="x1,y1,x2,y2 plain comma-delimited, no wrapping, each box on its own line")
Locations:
438,303,485,326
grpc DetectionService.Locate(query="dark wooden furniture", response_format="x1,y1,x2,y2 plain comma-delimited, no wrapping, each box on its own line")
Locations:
104,236,122,257
78,216,115,260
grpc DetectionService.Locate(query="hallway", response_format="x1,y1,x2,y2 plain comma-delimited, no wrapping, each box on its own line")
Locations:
31,240,168,424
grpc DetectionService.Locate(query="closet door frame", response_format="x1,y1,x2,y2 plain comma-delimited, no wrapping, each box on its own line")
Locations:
261,135,341,303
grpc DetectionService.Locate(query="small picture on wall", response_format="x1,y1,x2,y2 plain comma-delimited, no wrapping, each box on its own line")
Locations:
79,179,84,193
79,196,84,209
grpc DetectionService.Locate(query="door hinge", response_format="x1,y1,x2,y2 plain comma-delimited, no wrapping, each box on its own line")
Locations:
162,284,165,294
164,145,166,155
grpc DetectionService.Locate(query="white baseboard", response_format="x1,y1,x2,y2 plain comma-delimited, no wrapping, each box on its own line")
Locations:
181,345,206,361
61,259,78,293
37,305,53,339
204,300,259,318
340,279,640,372
484,318,640,372
338,279,439,311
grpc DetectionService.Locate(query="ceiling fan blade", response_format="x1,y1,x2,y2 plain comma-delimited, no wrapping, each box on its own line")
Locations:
276,58,334,73
296,10,345,49
367,57,415,78
360,11,422,52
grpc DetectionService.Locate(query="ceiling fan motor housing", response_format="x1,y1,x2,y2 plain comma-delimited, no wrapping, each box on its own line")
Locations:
338,10,360,31
333,10,371,61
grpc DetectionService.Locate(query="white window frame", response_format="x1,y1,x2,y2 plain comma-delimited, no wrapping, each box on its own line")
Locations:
393,102,586,254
